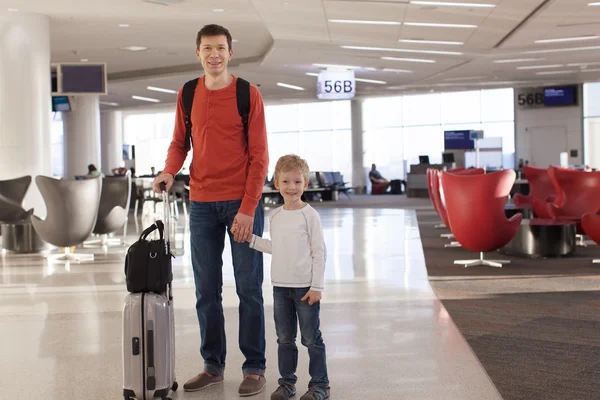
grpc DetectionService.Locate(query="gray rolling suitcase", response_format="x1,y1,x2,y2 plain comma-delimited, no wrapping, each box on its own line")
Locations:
123,187,178,400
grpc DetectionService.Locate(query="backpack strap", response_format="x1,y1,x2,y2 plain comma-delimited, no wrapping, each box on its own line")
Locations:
181,78,199,150
236,77,251,140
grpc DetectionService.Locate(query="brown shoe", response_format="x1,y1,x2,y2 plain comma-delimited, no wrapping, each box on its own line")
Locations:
238,375,267,397
183,372,224,392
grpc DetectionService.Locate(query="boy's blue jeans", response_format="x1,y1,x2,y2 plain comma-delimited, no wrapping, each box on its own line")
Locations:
273,286,329,388
189,200,266,377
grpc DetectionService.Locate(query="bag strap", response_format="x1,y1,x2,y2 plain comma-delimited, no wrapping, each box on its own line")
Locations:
236,77,251,140
182,78,199,150
183,76,250,149
139,220,164,242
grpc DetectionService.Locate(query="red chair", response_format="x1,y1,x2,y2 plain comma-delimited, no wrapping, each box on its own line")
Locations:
545,167,600,220
429,169,451,230
427,169,446,229
513,165,556,209
441,169,523,267
581,213,600,264
515,166,553,218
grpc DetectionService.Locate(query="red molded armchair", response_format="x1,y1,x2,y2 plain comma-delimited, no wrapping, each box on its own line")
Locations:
429,169,451,230
441,169,523,267
545,168,600,220
581,213,600,264
514,165,556,211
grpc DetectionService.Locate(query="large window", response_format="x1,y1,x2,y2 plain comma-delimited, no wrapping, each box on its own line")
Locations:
362,88,515,178
123,111,193,177
265,100,352,183
584,82,600,169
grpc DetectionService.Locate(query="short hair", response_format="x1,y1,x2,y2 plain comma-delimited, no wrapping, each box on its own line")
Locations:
274,154,310,183
196,24,233,51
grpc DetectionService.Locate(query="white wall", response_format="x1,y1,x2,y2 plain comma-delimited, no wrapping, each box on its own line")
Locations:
514,86,583,168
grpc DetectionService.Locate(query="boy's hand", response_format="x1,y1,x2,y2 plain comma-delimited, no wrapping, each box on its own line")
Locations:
301,290,322,305
231,220,253,243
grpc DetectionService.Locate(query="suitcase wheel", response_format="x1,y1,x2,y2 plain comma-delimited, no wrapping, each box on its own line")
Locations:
172,381,178,392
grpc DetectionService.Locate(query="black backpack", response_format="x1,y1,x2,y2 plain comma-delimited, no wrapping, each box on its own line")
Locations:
181,76,251,150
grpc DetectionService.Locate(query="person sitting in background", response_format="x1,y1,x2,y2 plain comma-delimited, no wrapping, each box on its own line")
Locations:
111,166,128,176
369,163,390,194
86,164,103,179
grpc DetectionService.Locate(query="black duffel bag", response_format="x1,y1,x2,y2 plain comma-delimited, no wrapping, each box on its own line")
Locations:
124,220,173,294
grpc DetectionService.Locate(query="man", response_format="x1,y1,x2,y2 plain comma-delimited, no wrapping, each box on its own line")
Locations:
152,24,269,397
369,163,389,185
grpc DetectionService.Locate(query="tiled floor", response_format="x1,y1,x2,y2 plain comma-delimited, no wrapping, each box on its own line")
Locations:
0,207,502,399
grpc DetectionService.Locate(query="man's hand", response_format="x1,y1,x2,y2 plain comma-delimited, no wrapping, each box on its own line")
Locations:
301,290,322,306
153,173,174,193
231,212,254,243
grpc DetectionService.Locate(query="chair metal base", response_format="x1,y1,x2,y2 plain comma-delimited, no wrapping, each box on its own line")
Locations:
445,241,461,248
593,259,600,264
46,247,94,262
441,233,454,239
435,224,446,229
454,252,509,268
84,234,127,248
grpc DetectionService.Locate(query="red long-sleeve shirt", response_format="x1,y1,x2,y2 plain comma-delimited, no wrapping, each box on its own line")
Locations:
162,75,268,217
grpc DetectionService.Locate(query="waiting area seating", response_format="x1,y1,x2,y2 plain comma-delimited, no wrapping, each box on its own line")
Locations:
426,164,600,267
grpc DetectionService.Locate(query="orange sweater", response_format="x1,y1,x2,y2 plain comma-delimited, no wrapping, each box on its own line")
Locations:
163,76,268,217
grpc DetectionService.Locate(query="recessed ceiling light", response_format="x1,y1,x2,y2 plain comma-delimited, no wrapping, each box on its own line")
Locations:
517,64,563,70
535,70,577,75
119,24,130,28
277,82,305,91
567,62,600,67
341,45,462,55
355,78,387,84
306,72,319,77
524,45,600,54
328,19,401,25
312,63,363,70
588,2,600,5
535,35,599,44
493,58,544,63
399,39,464,46
409,1,495,7
7,8,18,12
581,68,600,72
404,22,478,28
232,39,239,43
121,46,148,52
147,86,177,94
80,58,89,62
100,101,120,107
382,68,414,73
444,76,486,81
213,8,224,12
132,95,160,103
381,56,436,63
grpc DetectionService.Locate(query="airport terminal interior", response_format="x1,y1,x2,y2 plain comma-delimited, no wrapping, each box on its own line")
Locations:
2,0,600,399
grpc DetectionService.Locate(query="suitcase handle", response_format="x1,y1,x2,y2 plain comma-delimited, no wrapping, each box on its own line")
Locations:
158,183,171,255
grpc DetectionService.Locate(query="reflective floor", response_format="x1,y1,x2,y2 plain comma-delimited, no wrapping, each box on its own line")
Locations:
0,207,502,399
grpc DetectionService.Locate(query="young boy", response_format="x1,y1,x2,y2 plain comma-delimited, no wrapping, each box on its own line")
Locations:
248,154,330,400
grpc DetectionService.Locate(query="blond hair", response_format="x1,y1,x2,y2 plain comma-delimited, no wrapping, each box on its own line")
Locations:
274,154,310,183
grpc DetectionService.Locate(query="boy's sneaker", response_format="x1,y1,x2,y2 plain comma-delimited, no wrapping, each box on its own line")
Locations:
271,384,297,400
300,386,330,400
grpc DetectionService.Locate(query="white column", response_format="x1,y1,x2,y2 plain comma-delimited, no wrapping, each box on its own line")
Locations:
63,96,101,179
351,99,366,193
0,12,52,218
100,110,124,175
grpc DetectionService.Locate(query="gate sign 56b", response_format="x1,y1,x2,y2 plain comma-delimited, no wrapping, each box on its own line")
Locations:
317,70,356,100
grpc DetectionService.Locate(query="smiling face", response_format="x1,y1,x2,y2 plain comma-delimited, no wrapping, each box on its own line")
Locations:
274,168,309,204
196,34,232,78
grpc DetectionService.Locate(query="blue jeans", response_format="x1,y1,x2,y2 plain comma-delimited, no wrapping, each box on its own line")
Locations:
189,200,266,377
273,287,329,388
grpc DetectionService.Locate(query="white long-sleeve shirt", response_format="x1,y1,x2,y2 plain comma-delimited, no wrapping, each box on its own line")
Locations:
250,204,326,291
